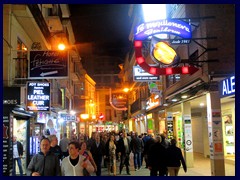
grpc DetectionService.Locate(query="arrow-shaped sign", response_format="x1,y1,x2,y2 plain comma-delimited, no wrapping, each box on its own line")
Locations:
109,88,127,111
40,71,58,77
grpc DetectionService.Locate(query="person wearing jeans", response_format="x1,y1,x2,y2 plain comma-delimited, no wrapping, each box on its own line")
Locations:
12,136,23,176
130,133,144,171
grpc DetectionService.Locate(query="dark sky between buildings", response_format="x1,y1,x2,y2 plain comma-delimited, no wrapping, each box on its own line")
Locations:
69,4,132,60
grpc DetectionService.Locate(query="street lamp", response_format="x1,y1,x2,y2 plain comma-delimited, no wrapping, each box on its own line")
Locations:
57,43,66,50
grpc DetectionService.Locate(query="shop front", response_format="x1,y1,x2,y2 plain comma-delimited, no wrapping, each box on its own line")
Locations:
3,87,35,176
219,76,235,159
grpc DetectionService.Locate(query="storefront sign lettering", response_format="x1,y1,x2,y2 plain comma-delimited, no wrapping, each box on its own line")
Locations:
219,76,235,98
27,82,50,111
135,19,192,40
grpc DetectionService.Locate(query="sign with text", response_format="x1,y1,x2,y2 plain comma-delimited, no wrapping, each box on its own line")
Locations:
133,66,160,81
3,87,20,106
134,19,192,40
26,82,50,111
219,75,235,98
170,39,191,44
29,51,68,79
112,93,128,109
3,114,13,176
60,114,76,121
183,115,193,152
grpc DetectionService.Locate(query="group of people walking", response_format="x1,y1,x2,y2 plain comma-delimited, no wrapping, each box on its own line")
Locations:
13,130,187,176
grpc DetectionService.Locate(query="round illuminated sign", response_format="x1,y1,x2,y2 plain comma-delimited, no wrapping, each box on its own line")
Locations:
152,41,180,66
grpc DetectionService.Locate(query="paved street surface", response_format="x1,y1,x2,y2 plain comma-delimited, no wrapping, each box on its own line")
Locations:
100,153,235,176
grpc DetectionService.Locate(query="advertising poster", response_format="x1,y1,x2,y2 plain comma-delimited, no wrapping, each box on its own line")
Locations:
147,118,153,134
26,82,51,111
183,115,193,152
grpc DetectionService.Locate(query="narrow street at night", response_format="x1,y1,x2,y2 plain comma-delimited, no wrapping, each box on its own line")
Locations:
3,4,235,176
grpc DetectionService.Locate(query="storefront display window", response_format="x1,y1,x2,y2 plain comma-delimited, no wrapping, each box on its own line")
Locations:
222,111,235,155
13,119,27,175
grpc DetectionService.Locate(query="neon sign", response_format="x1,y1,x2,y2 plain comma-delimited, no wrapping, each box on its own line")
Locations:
134,19,192,40
27,82,51,111
219,76,235,98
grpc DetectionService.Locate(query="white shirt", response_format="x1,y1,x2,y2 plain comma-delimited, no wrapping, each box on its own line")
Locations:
13,143,19,158
61,155,94,176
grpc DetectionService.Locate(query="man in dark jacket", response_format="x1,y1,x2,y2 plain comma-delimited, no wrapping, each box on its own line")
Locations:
90,133,105,176
26,137,61,176
166,139,187,176
143,134,155,168
148,135,168,176
117,132,131,175
130,132,144,170
12,136,24,176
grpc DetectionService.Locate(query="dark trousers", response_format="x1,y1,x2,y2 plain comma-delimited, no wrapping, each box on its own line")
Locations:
12,158,23,176
144,154,149,167
150,166,167,176
95,156,103,176
119,154,130,173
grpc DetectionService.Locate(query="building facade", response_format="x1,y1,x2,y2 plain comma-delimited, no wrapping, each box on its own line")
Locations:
3,4,91,175
122,4,235,176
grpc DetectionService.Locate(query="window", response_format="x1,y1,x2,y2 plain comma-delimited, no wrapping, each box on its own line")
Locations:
166,74,181,87
14,39,28,78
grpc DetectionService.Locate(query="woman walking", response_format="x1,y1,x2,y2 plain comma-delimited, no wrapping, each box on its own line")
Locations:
61,141,94,176
79,141,97,173
105,134,117,176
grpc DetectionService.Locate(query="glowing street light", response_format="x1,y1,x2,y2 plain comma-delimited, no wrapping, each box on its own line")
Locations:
123,88,130,93
58,43,66,50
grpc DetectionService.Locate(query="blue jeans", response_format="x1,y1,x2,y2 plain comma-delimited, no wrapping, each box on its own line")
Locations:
133,152,141,169
12,158,23,176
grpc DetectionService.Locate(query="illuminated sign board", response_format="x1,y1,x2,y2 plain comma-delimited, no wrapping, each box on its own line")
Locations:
112,93,128,109
134,19,192,40
60,114,76,121
146,95,161,111
219,76,235,98
26,82,50,111
133,66,160,81
29,51,68,79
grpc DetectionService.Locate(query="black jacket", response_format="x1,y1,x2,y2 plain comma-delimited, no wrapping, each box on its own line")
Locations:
130,136,144,153
90,140,105,160
16,141,23,156
49,145,63,160
166,145,187,170
148,142,167,168
117,137,131,155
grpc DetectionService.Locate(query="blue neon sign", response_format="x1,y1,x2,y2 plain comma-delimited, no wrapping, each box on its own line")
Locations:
134,19,192,40
219,76,235,98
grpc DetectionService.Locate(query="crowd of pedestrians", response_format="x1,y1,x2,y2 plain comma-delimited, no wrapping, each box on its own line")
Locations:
22,130,187,176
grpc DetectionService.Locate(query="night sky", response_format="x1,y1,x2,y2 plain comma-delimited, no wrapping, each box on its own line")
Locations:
69,4,132,59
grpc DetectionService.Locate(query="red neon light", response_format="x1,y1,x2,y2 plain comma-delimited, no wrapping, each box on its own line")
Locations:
134,41,142,48
182,66,189,74
136,57,145,64
149,67,157,75
134,40,199,75
166,68,173,75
